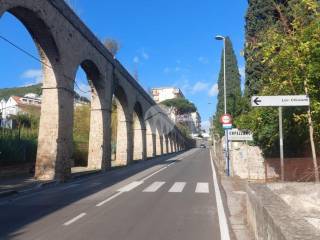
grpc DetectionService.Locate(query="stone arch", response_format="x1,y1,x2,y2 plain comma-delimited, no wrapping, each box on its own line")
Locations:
167,132,173,153
145,119,156,158
162,124,169,154
0,6,73,180
5,7,60,65
133,101,146,161
155,119,164,156
173,132,178,152
72,59,109,170
113,84,132,166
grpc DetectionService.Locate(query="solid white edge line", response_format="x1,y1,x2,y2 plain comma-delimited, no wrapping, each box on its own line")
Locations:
210,150,231,240
167,162,176,167
63,213,87,226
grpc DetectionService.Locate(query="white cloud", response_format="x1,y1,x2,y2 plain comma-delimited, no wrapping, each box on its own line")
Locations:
191,81,209,94
198,56,209,64
21,69,43,85
209,83,219,97
133,56,140,64
142,51,149,60
239,66,245,79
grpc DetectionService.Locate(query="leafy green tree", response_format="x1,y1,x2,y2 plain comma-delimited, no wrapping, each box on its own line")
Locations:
160,98,197,115
238,0,320,180
214,37,242,136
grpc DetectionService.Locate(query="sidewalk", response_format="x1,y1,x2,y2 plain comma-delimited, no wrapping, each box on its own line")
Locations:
221,175,253,240
211,146,253,240
0,166,105,198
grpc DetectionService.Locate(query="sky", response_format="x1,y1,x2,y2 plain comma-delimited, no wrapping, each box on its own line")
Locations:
0,0,248,132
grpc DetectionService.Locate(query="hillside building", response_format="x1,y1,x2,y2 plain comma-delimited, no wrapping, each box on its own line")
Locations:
151,87,202,137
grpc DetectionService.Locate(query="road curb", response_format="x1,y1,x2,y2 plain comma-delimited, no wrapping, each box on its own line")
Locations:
0,151,188,199
0,190,18,198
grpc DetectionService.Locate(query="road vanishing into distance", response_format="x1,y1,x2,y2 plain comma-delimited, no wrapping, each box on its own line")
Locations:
0,149,230,240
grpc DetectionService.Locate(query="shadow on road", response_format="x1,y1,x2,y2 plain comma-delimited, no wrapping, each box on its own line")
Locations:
0,151,190,239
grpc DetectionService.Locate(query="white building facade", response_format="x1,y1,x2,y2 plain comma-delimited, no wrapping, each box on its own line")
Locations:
0,93,41,128
151,87,185,103
151,87,202,137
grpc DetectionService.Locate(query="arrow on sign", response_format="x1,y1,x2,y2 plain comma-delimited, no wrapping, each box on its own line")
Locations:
253,97,261,106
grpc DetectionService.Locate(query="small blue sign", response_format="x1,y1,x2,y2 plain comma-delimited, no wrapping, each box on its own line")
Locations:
223,123,232,129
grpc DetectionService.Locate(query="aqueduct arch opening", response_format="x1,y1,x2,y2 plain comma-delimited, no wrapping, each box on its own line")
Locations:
0,7,71,180
71,60,107,171
132,102,146,161
113,85,131,166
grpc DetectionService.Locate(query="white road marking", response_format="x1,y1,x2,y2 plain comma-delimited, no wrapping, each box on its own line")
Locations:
63,213,86,226
168,182,186,193
195,182,209,193
96,192,123,207
210,150,231,240
141,166,167,182
167,162,176,167
117,181,144,192
143,181,166,192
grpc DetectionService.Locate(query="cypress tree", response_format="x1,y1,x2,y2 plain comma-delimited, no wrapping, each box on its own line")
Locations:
214,37,242,136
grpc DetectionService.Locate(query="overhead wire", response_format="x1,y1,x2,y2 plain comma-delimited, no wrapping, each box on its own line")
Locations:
0,34,91,95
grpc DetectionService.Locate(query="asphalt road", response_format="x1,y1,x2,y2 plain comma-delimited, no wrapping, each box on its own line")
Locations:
0,148,229,240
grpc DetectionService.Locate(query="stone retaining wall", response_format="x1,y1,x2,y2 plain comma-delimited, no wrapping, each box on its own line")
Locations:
247,184,320,240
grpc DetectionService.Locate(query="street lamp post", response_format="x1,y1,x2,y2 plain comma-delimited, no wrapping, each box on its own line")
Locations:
215,35,230,176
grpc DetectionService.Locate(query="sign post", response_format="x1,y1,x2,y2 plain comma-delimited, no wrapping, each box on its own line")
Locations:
252,95,310,181
279,107,284,181
220,114,233,176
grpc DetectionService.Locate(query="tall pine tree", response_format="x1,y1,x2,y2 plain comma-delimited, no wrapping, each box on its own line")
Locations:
214,37,242,136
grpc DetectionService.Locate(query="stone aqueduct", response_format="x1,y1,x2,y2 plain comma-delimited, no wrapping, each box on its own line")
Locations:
0,0,194,181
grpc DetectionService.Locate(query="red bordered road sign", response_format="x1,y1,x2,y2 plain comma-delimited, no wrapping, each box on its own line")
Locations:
220,114,232,124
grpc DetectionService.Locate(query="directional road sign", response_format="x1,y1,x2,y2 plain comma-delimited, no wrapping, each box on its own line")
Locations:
251,95,310,107
228,128,253,141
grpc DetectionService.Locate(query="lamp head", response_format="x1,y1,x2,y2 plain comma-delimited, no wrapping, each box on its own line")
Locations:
215,35,225,40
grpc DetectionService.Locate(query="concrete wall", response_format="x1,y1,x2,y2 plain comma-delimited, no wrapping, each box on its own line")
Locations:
0,0,192,181
247,184,320,240
229,142,278,180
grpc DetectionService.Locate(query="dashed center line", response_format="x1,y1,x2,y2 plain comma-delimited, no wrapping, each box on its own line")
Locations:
63,213,87,226
96,192,123,207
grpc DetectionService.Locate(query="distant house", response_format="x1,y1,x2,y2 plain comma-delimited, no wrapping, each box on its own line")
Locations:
0,93,41,128
151,87,202,137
